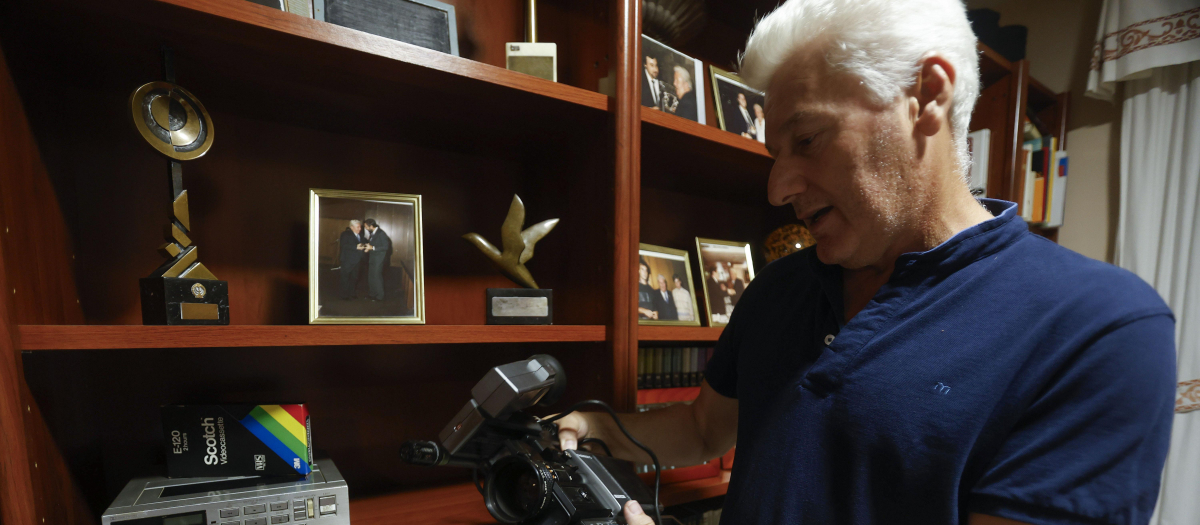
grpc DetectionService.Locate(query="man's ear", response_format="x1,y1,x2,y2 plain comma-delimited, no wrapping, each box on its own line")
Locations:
910,55,956,138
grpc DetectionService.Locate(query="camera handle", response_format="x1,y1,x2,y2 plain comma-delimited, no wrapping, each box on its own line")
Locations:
542,400,663,525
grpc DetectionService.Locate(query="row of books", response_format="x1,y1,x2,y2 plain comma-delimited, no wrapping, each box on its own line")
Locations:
1021,136,1069,227
638,347,714,389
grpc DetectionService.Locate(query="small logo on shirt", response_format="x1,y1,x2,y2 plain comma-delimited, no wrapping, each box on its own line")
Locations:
932,382,951,395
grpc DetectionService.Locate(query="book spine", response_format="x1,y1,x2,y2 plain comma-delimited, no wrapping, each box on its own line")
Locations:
686,347,696,388
674,347,684,387
637,347,645,390
697,346,708,385
652,347,662,390
691,347,701,386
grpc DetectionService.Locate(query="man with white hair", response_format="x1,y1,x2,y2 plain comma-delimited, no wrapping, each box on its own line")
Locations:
561,1,1176,524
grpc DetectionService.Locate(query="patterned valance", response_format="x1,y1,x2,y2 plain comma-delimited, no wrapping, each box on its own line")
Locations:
1087,0,1200,100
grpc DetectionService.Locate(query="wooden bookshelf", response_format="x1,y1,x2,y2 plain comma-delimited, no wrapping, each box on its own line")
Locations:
17,325,607,350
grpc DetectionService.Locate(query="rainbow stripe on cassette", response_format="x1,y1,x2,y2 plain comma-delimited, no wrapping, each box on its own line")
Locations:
162,404,313,478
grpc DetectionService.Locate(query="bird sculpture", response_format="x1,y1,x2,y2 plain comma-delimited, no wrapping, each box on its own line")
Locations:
462,195,559,289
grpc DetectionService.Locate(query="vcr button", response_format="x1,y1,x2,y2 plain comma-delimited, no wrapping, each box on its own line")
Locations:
270,502,289,511
244,504,267,515
220,509,240,518
245,518,267,525
270,515,289,524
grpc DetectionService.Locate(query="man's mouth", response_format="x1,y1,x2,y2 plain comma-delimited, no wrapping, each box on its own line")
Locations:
805,206,833,229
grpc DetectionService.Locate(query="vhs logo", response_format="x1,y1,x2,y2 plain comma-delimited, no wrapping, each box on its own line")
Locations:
254,455,266,471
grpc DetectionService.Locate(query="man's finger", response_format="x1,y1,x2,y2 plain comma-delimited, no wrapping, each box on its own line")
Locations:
559,428,578,450
623,500,654,525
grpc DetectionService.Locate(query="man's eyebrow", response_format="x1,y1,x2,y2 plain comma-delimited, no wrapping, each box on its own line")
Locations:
766,110,821,157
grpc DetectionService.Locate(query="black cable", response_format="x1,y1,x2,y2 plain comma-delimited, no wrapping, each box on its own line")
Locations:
472,464,484,496
543,400,663,525
579,437,613,457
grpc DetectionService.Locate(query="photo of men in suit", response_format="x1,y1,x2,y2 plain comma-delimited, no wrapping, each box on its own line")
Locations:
637,246,700,325
640,35,706,124
712,67,767,141
363,218,392,302
696,240,756,326
337,219,367,300
314,193,420,321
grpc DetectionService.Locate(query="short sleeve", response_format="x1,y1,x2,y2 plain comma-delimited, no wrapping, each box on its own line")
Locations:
704,299,745,399
969,313,1177,525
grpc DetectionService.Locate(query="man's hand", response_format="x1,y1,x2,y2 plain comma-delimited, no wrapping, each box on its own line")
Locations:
623,501,653,525
554,412,591,450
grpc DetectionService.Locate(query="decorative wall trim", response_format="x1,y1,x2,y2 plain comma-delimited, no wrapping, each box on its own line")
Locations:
1091,7,1200,71
1178,379,1200,413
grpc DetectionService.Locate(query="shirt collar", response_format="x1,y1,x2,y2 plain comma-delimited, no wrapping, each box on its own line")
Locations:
892,199,1022,274
808,199,1023,314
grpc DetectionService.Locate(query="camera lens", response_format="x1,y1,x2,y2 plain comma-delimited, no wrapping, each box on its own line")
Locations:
484,455,552,523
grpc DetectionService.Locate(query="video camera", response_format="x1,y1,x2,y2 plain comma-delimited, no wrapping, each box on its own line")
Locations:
400,355,658,524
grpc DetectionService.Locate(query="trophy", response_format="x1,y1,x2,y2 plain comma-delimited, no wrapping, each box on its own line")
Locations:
130,48,229,325
463,195,558,325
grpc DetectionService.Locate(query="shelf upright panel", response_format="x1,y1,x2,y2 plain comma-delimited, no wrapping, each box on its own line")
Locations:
611,0,642,412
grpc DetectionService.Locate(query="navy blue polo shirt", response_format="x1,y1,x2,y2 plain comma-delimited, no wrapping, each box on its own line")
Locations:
705,200,1176,525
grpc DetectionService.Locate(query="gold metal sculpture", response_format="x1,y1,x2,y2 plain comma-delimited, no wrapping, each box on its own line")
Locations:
463,195,558,289
131,48,228,324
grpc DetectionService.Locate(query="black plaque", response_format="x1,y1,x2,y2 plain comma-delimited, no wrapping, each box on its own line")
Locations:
319,0,459,56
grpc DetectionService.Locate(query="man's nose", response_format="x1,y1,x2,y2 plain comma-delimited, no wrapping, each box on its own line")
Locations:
767,159,806,207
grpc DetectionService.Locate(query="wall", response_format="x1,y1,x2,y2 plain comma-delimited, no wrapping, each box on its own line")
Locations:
966,0,1120,262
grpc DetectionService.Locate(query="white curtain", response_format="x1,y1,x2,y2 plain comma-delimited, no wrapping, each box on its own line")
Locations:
1112,54,1200,525
1092,0,1200,523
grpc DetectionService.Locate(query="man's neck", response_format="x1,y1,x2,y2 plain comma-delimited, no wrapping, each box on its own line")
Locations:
841,174,993,322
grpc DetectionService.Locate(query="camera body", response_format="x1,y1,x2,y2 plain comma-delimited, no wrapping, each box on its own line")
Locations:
401,355,655,525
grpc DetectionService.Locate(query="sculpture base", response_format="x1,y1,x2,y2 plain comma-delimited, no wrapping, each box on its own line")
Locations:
140,277,230,325
486,288,552,325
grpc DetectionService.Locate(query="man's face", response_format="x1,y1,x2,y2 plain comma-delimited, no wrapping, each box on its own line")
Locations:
674,277,683,288
351,223,361,234
765,46,922,270
645,57,659,79
673,74,689,96
657,275,668,290
366,224,376,232
639,264,649,283
754,104,765,119
737,93,747,108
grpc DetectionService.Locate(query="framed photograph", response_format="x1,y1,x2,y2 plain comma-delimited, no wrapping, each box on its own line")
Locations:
695,238,756,327
710,66,766,143
309,189,425,324
641,35,707,124
637,243,702,326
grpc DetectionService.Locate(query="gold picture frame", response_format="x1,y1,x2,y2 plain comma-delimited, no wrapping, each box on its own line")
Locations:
710,66,767,141
309,189,425,324
637,243,703,326
695,238,756,327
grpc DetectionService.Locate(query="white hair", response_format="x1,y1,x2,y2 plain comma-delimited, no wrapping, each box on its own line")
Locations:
349,220,362,227
673,65,693,90
740,0,980,175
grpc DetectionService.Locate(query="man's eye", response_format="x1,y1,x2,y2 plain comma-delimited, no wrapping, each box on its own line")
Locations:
795,134,816,149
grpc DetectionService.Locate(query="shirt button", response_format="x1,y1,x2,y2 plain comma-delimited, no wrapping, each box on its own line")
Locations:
824,334,835,345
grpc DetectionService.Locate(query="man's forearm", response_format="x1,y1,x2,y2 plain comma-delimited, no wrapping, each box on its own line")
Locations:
582,403,722,467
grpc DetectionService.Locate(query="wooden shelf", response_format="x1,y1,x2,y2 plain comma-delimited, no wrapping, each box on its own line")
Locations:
639,326,723,342
640,108,773,206
7,0,611,163
350,483,493,525
17,325,607,350
642,108,770,159
637,387,701,405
